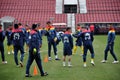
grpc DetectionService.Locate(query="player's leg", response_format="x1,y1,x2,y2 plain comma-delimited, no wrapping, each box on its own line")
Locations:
8,43,14,54
83,46,88,67
79,41,83,55
11,45,14,54
53,42,60,60
7,44,11,54
73,45,77,54
14,46,19,66
0,44,5,61
109,43,119,63
80,45,84,55
101,44,109,63
63,56,66,67
89,45,95,66
20,46,24,67
48,42,52,60
63,48,67,66
0,43,7,64
68,48,72,67
68,55,72,67
35,53,48,76
25,43,29,53
25,52,34,77
77,45,84,56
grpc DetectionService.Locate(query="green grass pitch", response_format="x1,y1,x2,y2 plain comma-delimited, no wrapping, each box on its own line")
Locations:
0,35,120,80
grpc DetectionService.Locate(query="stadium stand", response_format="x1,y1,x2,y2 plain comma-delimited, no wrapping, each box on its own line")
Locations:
0,0,120,34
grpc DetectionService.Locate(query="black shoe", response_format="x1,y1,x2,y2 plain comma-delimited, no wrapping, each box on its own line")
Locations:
55,58,60,61
41,72,48,76
25,74,32,77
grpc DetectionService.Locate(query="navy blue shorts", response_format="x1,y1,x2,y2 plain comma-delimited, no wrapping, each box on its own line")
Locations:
63,47,72,56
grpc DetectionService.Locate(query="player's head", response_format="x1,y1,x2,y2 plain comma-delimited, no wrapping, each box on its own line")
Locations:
18,23,22,26
109,25,115,30
32,24,38,30
0,24,2,29
14,24,19,29
9,25,13,30
82,26,87,29
25,24,29,27
76,24,81,29
37,23,41,27
77,24,80,26
46,21,51,26
66,27,71,32
81,26,88,32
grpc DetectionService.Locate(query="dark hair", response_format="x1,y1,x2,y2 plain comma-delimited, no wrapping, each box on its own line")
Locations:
32,24,37,29
18,23,22,26
77,24,80,26
37,23,41,26
66,27,71,31
9,27,13,30
109,26,114,30
46,21,51,24
25,24,29,27
14,24,19,29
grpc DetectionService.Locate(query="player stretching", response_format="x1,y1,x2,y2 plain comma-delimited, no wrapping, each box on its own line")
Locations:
72,25,83,55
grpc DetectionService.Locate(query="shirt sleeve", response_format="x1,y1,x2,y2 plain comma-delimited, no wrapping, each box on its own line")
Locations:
69,35,73,49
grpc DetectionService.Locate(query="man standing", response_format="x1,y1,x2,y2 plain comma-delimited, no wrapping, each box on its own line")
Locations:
101,25,119,63
62,27,73,67
45,21,60,61
25,24,48,77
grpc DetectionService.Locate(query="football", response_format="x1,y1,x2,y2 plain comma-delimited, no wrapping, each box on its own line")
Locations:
33,48,37,54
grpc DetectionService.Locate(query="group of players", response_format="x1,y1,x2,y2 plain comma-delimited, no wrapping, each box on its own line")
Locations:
0,21,119,77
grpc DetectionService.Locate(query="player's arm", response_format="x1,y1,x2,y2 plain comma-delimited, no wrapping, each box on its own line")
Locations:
91,32,94,42
72,34,78,38
10,32,14,40
109,33,115,44
69,35,73,49
22,30,26,40
44,30,49,36
37,31,42,47
2,31,5,42
54,29,57,42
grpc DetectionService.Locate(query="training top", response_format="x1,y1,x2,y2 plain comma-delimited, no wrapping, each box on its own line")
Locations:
62,31,73,49
28,30,42,49
11,28,25,46
107,30,115,44
45,26,57,42
80,30,94,45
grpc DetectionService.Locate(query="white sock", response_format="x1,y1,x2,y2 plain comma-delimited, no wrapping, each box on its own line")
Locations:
63,62,66,66
49,57,52,60
55,55,58,59
68,62,71,66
